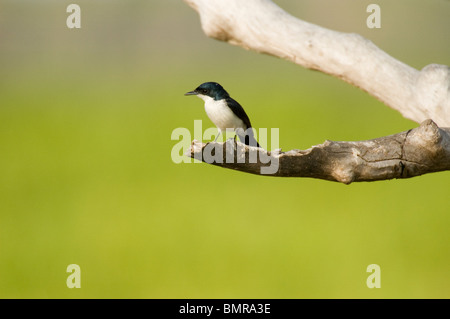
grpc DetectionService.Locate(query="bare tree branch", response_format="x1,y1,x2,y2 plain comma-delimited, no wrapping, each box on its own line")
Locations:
187,120,450,184
184,0,450,126
183,0,450,182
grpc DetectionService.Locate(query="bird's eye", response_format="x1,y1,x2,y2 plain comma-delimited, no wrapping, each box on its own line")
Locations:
202,89,207,94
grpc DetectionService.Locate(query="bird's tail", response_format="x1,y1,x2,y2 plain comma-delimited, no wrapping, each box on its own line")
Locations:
237,127,260,148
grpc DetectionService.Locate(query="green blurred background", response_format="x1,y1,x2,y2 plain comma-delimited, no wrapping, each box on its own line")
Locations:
0,0,449,298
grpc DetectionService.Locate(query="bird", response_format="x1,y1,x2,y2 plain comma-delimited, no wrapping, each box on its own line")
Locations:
184,82,260,147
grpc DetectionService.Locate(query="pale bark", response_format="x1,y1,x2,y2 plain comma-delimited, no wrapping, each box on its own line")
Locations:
183,0,450,182
184,0,450,126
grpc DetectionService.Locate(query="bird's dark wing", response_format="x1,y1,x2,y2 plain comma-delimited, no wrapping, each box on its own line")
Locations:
225,97,252,129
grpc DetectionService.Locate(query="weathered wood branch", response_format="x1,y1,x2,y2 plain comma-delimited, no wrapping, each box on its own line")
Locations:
187,120,450,184
184,0,450,126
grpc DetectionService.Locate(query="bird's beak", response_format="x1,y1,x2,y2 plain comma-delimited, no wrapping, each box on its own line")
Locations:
184,90,197,96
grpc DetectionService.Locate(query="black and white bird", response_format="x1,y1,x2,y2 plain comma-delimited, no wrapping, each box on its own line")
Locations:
185,82,260,147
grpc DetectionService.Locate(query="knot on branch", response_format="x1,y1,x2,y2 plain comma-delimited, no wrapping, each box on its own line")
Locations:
415,65,450,122
403,119,450,174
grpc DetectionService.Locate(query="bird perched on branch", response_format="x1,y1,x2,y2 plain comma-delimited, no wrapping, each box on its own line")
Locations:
185,82,260,147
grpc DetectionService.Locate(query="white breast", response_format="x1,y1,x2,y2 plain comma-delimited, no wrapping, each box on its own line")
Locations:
198,95,245,131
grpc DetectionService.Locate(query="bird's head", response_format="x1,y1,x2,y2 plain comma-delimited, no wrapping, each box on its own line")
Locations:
185,82,229,101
